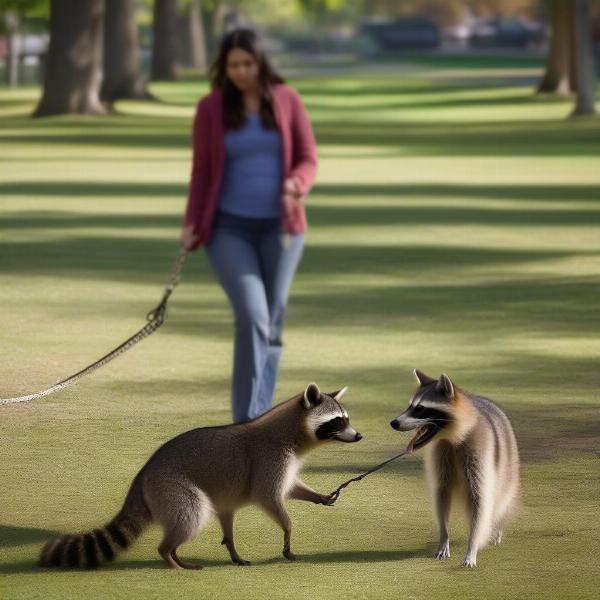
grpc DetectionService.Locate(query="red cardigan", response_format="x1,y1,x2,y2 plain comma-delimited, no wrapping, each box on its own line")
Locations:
184,83,318,249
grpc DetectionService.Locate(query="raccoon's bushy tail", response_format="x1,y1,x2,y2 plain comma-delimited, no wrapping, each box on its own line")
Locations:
39,475,151,569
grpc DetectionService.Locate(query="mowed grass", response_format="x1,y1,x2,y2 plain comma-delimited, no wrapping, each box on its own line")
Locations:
1,62,600,599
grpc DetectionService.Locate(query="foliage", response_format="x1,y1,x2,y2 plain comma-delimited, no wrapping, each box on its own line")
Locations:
0,0,48,18
0,0,48,33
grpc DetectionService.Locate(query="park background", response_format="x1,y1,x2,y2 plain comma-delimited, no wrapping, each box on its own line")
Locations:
1,1,599,598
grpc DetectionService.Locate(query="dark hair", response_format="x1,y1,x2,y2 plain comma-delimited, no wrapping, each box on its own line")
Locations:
209,28,284,130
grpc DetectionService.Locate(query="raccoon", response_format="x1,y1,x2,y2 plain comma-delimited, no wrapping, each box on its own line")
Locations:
39,383,362,570
390,370,519,567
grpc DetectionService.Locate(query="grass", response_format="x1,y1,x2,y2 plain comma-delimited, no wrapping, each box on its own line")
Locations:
1,60,600,599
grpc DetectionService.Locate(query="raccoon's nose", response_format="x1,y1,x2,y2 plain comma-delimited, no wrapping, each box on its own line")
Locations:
355,432,363,441
390,419,400,430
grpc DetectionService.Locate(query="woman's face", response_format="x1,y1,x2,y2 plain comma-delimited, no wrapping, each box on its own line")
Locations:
226,48,260,92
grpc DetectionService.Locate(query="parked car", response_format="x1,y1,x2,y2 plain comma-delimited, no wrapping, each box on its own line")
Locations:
469,17,545,48
359,17,441,53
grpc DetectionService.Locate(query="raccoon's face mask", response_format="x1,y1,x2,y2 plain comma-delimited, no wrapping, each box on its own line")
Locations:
302,383,363,443
390,370,453,450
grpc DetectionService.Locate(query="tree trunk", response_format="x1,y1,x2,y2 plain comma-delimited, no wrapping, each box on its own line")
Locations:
201,0,224,67
176,1,207,70
187,0,207,71
151,0,179,81
572,0,597,116
5,12,20,87
34,0,105,117
101,0,151,104
537,0,576,95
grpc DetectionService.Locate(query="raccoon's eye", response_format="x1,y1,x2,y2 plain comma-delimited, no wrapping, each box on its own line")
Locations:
315,416,347,440
413,405,426,415
328,417,345,431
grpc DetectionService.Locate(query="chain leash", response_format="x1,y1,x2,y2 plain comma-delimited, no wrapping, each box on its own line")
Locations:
0,249,188,406
327,446,413,503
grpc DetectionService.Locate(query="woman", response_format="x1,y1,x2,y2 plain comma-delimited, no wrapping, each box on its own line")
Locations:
181,29,318,423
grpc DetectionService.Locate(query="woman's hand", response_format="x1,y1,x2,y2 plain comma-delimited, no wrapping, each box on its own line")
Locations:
282,177,302,202
180,224,200,251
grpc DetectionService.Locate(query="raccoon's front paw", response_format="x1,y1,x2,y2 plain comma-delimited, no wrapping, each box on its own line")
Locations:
435,542,450,560
283,550,297,561
233,558,251,566
321,493,337,506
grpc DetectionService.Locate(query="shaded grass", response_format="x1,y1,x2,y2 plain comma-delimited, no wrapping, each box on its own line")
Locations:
1,64,600,599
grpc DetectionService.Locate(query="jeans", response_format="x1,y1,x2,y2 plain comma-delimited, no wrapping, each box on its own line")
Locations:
205,211,304,423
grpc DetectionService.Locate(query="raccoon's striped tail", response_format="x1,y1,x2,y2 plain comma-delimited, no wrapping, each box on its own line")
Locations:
39,476,151,569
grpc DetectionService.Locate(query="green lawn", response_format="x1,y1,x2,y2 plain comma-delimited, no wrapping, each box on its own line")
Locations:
1,62,599,599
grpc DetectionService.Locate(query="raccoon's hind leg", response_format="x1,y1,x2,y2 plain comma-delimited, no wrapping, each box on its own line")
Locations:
490,524,503,546
157,517,205,570
218,512,250,566
159,544,202,570
146,480,212,570
460,450,494,568
490,477,518,546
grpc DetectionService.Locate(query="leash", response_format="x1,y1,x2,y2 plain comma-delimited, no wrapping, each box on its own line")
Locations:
0,248,188,406
327,445,413,503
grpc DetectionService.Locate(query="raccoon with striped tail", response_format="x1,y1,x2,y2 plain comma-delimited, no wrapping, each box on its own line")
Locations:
390,370,519,568
39,383,362,570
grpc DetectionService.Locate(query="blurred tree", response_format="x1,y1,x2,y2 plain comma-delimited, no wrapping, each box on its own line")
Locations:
297,0,360,25
178,0,208,71
101,0,151,104
199,0,222,66
2,8,19,86
33,0,105,117
572,0,596,115
295,0,543,29
0,0,47,86
467,0,541,17
537,0,597,115
537,0,576,95
151,0,179,80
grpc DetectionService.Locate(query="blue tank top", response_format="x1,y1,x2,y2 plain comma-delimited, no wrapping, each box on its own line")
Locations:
219,113,283,218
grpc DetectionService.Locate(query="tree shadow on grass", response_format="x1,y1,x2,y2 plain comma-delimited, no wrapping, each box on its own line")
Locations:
1,235,599,339
311,183,600,204
3,113,599,156
0,235,592,281
508,402,600,463
2,180,599,213
0,181,187,198
313,119,600,156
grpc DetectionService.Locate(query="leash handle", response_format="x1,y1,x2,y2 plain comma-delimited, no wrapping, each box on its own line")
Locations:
327,446,413,504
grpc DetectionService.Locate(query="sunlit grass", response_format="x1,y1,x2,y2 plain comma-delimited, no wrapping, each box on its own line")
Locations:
1,62,599,599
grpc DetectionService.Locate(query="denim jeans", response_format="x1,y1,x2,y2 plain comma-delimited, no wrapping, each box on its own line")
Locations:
205,211,304,423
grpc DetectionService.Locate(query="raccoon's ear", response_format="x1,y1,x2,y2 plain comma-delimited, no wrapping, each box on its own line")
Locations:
437,373,454,398
303,383,322,409
414,369,436,386
329,386,348,401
